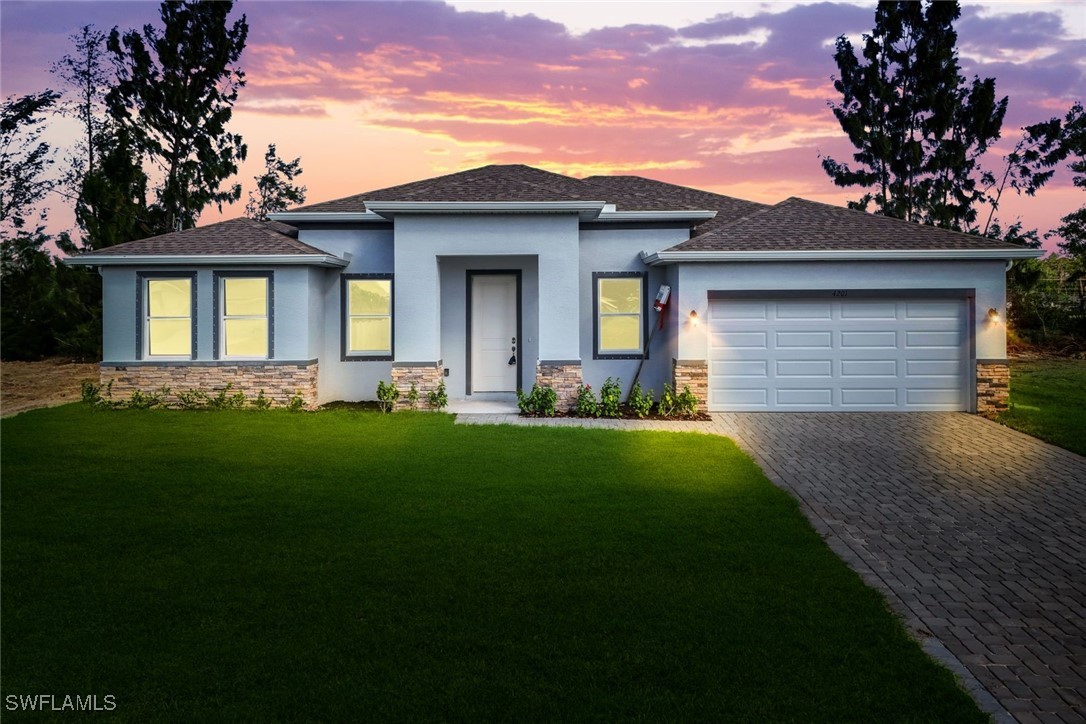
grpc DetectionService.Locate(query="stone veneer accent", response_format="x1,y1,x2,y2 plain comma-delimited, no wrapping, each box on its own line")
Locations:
976,360,1010,417
536,361,582,412
390,362,444,410
101,361,319,409
673,359,709,413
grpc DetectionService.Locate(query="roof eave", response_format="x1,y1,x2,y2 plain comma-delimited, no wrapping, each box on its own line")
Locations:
594,210,717,223
63,253,350,268
362,200,608,221
641,248,1046,265
268,211,387,223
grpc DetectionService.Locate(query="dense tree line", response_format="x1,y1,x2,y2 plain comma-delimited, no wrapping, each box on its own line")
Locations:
1,1,305,360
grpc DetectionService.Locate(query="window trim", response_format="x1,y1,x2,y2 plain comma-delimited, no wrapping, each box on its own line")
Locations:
136,271,197,361
592,271,648,360
341,273,394,361
213,271,274,360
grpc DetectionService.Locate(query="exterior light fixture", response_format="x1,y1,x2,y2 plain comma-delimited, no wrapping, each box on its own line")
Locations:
987,307,1001,323
689,310,699,326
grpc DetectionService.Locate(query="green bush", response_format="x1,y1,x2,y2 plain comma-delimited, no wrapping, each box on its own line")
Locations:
658,384,677,418
676,385,700,418
406,382,420,410
288,394,305,412
376,380,399,413
517,384,557,417
126,387,167,410
573,384,599,418
599,377,622,418
426,381,448,411
627,381,654,419
175,388,210,410
208,383,246,410
251,390,272,410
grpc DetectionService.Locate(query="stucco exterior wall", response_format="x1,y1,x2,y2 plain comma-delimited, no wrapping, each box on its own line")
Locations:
577,227,688,397
100,265,320,363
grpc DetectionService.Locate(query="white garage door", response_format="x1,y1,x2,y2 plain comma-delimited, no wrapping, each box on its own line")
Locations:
708,295,970,411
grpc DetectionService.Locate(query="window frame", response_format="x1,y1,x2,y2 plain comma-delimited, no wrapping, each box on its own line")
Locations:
592,271,648,360
341,273,394,361
213,271,274,360
137,271,198,361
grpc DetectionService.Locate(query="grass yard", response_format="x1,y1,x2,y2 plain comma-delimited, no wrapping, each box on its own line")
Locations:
1,406,984,722
999,357,1086,456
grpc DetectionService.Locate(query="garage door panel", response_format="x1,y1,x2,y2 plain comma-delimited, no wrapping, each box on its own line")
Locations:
709,296,968,412
840,302,898,320
775,301,832,319
776,360,833,377
840,359,897,377
711,301,767,320
776,388,833,406
712,388,768,407
841,330,898,348
841,388,898,406
776,331,832,348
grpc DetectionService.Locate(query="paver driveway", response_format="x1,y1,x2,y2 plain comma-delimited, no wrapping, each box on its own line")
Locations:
712,413,1086,724
459,412,1086,722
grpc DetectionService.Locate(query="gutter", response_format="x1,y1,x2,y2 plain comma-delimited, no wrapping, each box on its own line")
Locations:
362,200,608,220
63,253,350,268
594,210,717,223
640,248,1046,265
268,211,386,223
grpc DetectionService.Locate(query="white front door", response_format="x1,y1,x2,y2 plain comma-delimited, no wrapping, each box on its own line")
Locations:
471,274,518,392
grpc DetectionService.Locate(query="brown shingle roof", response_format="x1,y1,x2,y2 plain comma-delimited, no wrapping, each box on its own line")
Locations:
290,165,596,211
75,217,331,257
669,197,1024,252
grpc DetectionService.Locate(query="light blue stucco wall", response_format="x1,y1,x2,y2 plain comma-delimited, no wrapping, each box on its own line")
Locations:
577,227,689,396
100,265,321,363
297,227,396,403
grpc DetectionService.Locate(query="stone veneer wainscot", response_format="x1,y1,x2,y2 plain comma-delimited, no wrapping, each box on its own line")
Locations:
101,361,319,409
975,360,1010,417
673,359,709,413
536,361,582,412
390,362,444,410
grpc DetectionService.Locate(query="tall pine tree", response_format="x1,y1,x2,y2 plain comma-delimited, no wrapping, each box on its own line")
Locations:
107,0,248,232
821,1,1007,231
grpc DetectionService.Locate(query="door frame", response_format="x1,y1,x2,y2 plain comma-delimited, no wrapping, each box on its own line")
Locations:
466,269,523,396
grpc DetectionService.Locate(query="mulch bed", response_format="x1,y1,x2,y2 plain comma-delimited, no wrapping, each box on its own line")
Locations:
520,411,712,422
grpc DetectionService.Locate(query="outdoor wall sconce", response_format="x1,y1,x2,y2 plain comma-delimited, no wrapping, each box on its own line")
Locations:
987,307,1002,323
689,310,699,326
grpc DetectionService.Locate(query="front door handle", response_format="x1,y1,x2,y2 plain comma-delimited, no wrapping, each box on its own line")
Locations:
509,337,517,365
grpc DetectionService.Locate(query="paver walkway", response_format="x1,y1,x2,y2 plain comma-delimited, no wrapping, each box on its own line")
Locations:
457,412,1086,723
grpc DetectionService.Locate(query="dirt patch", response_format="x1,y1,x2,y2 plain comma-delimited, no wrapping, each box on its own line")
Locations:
1,359,100,418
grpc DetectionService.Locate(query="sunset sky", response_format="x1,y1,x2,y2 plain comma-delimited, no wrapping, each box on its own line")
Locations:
2,0,1083,253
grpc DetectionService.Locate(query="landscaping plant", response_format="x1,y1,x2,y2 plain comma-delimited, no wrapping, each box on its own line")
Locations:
627,381,654,419
376,380,399,413
658,384,678,418
573,384,599,418
406,382,420,410
599,377,622,418
516,384,557,417
426,381,449,411
677,385,700,418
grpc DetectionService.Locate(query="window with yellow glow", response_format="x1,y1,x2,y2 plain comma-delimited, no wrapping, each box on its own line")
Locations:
597,276,643,355
146,278,192,357
221,277,269,358
346,277,392,356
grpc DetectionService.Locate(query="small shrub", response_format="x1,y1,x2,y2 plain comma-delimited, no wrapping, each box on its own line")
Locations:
406,382,420,410
252,390,272,410
627,381,654,419
175,388,209,410
599,377,622,418
288,393,305,412
426,381,448,411
517,384,557,417
658,384,677,418
376,380,399,413
573,384,599,418
676,384,700,418
80,380,101,405
126,388,164,410
208,383,246,410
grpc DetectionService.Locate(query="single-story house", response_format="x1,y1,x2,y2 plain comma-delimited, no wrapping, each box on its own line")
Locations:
67,164,1041,414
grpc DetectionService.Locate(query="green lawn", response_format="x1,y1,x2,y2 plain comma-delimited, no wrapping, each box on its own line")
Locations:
999,358,1086,456
1,406,984,722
